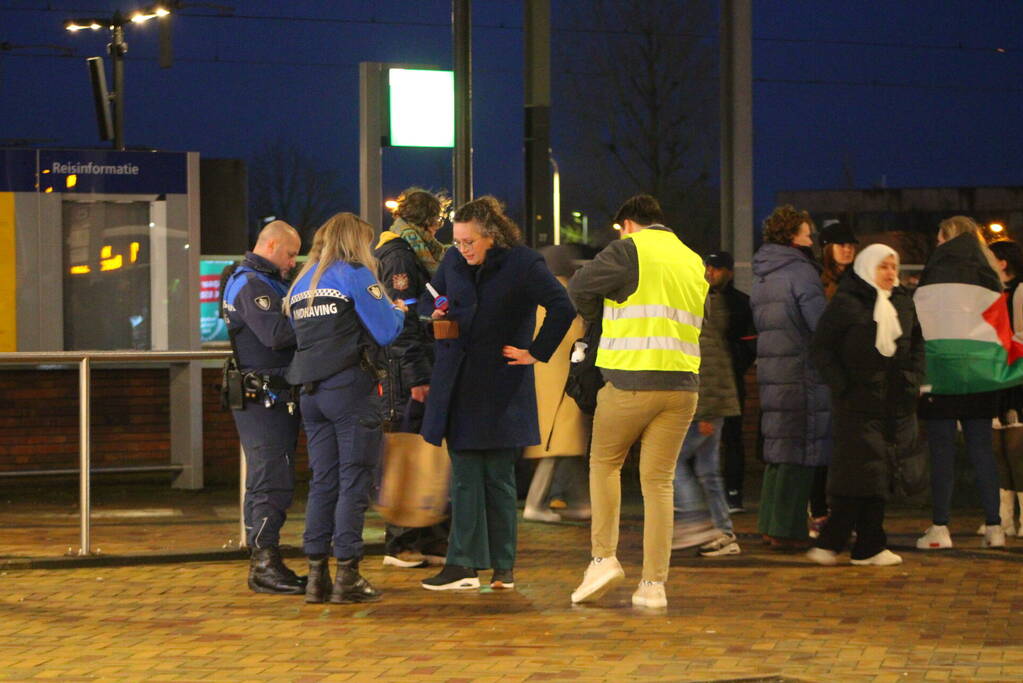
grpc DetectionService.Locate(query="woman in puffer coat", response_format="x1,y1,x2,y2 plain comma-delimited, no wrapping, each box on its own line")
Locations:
751,205,832,547
807,244,924,566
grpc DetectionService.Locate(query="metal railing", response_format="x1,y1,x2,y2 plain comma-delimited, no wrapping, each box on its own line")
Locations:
0,350,232,556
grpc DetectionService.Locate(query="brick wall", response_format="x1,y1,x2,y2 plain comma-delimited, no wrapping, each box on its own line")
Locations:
1,367,761,485
0,367,309,484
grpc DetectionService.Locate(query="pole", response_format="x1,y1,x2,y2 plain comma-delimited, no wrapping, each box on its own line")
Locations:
453,0,473,208
524,0,552,247
720,0,754,291
79,357,91,555
359,62,385,231
110,20,126,150
551,157,560,246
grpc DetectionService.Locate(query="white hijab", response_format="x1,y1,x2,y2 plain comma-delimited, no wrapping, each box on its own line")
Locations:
852,244,902,357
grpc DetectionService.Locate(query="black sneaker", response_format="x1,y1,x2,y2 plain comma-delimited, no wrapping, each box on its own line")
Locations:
726,491,745,514
490,568,514,590
421,565,480,591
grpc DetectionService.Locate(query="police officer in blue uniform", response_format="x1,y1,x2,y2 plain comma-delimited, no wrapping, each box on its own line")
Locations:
222,220,305,594
284,212,405,604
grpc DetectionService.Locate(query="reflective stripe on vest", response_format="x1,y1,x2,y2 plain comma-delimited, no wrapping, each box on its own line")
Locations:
597,228,708,373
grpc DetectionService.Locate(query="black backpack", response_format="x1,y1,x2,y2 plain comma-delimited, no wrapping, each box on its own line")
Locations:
564,321,605,415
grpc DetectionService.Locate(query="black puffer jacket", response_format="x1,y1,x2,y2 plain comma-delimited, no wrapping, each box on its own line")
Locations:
810,270,925,497
374,231,436,426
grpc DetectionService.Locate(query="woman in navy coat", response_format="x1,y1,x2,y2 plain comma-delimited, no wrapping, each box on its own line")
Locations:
419,196,575,591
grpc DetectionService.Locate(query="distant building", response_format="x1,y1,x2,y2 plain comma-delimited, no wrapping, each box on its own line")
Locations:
777,186,1023,265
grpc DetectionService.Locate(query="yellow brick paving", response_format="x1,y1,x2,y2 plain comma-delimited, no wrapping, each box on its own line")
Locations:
1,510,1022,682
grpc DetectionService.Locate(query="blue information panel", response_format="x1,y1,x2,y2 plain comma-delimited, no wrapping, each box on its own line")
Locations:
39,149,187,194
0,149,188,194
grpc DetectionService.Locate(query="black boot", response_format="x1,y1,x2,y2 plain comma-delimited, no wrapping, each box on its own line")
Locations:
329,557,382,603
248,546,305,595
305,556,332,604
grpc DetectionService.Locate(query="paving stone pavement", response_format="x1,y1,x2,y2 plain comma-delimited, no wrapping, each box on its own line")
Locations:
2,499,1023,683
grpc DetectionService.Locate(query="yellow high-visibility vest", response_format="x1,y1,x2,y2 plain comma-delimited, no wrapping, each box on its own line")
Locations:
596,228,708,373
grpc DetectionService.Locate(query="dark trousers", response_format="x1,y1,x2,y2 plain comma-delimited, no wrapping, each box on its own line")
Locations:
815,495,887,560
810,466,829,518
447,448,518,570
302,367,381,560
721,414,745,502
232,401,299,549
926,418,1001,526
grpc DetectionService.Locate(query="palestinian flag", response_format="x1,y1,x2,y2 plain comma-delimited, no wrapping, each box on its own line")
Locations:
915,233,1023,394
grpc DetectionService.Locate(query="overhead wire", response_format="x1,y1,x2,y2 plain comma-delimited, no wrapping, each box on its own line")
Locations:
0,5,1020,53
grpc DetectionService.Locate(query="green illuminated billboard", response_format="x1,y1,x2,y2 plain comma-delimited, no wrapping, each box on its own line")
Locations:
388,68,455,148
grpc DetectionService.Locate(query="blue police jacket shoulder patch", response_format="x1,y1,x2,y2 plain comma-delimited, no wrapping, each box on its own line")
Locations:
367,284,383,300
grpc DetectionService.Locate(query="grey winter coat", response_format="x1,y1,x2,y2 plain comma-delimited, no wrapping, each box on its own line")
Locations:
751,243,832,467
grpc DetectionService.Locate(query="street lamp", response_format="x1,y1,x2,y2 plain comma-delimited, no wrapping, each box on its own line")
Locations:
65,5,172,150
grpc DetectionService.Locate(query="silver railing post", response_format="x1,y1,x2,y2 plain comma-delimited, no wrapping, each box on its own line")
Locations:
79,355,91,556
239,444,247,549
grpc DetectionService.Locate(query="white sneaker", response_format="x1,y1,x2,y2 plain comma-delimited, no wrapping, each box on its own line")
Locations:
522,507,562,523
983,525,1006,548
570,556,625,604
916,524,953,550
631,580,667,608
382,550,428,568
850,549,903,566
977,522,1017,537
806,547,839,566
698,533,741,557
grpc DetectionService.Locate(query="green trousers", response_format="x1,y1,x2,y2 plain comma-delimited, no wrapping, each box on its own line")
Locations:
757,462,814,540
446,448,518,570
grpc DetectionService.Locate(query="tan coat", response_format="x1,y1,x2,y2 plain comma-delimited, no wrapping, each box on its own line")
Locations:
524,277,591,459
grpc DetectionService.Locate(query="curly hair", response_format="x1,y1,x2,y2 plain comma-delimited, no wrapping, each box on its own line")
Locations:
452,195,522,248
390,187,451,229
762,205,814,245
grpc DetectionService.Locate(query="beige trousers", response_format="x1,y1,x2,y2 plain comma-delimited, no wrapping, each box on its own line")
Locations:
589,383,698,582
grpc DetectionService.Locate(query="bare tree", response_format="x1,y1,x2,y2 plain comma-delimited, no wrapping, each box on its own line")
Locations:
555,0,719,249
248,137,348,247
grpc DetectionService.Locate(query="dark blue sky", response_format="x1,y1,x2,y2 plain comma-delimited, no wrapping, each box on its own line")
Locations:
2,1,1021,245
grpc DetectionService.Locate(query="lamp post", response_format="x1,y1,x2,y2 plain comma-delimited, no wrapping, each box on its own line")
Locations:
65,6,170,150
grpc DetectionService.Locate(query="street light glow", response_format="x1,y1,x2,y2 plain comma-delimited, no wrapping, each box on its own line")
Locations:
130,7,171,23
991,222,1005,233
384,199,399,211
65,19,105,31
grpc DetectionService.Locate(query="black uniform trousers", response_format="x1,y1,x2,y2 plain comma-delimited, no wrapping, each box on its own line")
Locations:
232,401,300,549
301,366,381,560
815,495,887,560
